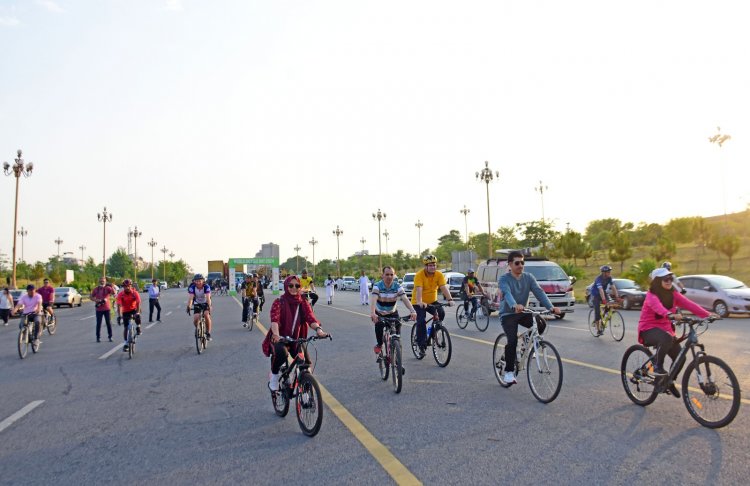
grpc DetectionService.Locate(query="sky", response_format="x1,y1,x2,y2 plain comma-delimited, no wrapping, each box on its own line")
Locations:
1,0,749,274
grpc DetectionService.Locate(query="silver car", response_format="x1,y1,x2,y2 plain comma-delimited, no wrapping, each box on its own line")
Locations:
54,287,83,308
680,274,750,318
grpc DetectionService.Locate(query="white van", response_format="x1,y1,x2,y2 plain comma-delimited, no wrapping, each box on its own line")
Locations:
341,276,357,291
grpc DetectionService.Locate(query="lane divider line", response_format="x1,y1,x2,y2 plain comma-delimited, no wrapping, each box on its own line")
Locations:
78,315,95,321
166,311,173,317
0,400,45,433
231,296,421,485
98,344,122,360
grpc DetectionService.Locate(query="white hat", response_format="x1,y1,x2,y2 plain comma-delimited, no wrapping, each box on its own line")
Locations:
651,267,674,279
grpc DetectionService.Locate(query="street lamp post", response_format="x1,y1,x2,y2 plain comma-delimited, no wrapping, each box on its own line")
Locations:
309,237,318,279
415,220,423,257
535,181,548,222
4,149,34,289
294,244,301,274
97,207,113,277
160,246,168,282
17,227,28,262
332,225,343,277
147,238,157,280
459,205,470,249
708,126,732,227
476,161,499,259
79,244,86,264
372,209,387,270
383,229,390,255
130,226,142,281
359,237,366,268
54,237,64,259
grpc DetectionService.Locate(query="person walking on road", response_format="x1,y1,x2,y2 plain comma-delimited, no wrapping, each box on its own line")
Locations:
0,287,14,325
148,278,162,322
324,274,335,305
359,270,370,305
90,277,115,342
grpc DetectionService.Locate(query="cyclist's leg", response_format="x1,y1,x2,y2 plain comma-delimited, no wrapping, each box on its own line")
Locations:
470,296,479,316
640,328,672,373
242,298,249,322
252,297,259,315
463,298,469,315
415,307,428,348
192,307,200,328
500,314,525,372
310,292,318,307
434,303,446,322
204,307,212,334
374,319,385,351
33,315,42,341
271,343,289,373
122,312,132,343
592,297,603,331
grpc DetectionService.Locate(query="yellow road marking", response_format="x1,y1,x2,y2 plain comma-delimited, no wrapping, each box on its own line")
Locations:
231,297,421,485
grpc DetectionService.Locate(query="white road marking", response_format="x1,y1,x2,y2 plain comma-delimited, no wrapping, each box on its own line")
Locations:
166,311,173,317
552,325,587,332
98,344,122,360
0,401,45,433
145,321,158,330
78,315,95,321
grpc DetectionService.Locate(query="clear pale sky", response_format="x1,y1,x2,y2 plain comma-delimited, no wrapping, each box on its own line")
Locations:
2,1,749,273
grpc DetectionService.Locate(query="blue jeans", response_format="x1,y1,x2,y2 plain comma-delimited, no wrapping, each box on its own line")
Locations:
463,296,479,316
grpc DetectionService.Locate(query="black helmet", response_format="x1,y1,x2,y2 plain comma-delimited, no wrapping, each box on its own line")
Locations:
193,274,204,281
662,261,672,270
600,265,612,272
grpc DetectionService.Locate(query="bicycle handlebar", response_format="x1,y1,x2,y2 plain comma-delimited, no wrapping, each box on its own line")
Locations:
278,334,333,344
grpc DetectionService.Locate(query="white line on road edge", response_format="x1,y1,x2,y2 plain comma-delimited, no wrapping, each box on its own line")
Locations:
78,315,95,320
166,311,173,317
146,321,158,330
98,344,122,360
0,401,44,433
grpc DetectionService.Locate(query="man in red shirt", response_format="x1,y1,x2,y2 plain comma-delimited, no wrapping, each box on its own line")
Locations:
90,277,116,342
116,279,142,352
37,278,56,322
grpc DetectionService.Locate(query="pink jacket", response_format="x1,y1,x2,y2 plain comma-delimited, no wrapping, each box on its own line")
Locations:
637,291,710,343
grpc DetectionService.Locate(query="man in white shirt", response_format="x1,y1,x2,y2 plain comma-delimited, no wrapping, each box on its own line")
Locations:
148,279,162,322
359,271,370,306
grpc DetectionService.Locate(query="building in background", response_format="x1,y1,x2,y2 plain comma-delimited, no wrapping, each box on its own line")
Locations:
255,242,279,260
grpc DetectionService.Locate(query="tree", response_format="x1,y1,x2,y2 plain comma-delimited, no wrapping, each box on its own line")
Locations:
631,222,663,246
585,219,632,240
495,226,519,249
625,258,657,289
516,220,559,250
434,230,465,263
608,232,633,273
664,217,698,244
714,234,740,270
107,248,134,278
579,242,593,266
559,231,585,265
649,236,676,262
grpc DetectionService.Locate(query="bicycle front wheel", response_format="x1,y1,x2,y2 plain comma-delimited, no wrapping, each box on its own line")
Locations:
128,328,135,359
391,338,403,394
620,345,658,406
378,340,389,381
609,311,625,342
492,333,508,386
46,315,57,335
456,306,468,329
587,309,599,337
296,372,323,437
195,327,203,355
409,324,422,359
431,325,452,367
475,306,489,332
682,355,741,428
526,340,563,403
18,327,29,359
247,315,255,332
272,385,290,417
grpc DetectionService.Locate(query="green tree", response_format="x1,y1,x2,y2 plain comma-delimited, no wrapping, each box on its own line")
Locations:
608,231,633,273
585,218,632,240
559,231,585,265
434,230,465,263
624,258,657,288
495,226,520,248
107,248,134,278
713,234,740,270
649,236,676,262
516,220,559,250
664,217,698,244
631,222,663,246
579,242,593,266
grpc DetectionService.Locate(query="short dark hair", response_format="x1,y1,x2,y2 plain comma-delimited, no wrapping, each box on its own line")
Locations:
507,250,524,263
382,265,394,274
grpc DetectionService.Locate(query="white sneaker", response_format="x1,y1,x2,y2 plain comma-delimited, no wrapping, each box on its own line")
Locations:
269,373,280,391
503,371,517,384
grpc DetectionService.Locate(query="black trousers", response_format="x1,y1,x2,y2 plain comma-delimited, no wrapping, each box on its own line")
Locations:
500,313,534,372
149,298,161,321
375,316,401,347
122,311,137,341
640,327,680,370
415,303,445,348
242,298,259,322
271,342,310,374
95,310,112,339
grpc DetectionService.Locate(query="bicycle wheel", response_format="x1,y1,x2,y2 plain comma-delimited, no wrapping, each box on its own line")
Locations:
31,324,39,353
526,340,563,403
195,326,202,355
431,325,452,367
620,345,658,406
456,306,468,329
128,327,135,359
272,375,290,417
46,314,57,335
391,338,403,394
248,315,255,332
587,309,599,337
378,338,389,381
682,355,741,428
492,333,509,386
410,324,422,359
609,311,625,341
18,327,29,359
296,372,323,437
475,306,489,332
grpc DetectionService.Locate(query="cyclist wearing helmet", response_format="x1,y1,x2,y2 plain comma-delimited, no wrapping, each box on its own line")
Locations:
187,274,213,341
240,273,258,326
661,262,686,293
411,255,454,358
591,265,620,336
116,279,142,352
254,273,266,312
461,268,486,319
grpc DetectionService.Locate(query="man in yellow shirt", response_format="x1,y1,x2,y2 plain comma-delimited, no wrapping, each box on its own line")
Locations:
412,255,454,357
299,269,319,307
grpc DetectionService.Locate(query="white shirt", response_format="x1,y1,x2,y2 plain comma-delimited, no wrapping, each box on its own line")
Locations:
0,292,13,310
359,276,369,289
325,279,335,288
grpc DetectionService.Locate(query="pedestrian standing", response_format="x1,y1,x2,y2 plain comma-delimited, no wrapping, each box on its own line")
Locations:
336,276,343,291
90,277,115,342
0,287,14,325
148,278,162,322
359,270,370,305
324,274,335,305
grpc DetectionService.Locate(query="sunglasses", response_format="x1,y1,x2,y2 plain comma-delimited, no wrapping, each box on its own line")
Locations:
513,261,525,266
662,276,674,283
288,284,301,289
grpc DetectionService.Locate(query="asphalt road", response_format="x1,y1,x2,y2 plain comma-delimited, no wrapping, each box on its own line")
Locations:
1,289,748,485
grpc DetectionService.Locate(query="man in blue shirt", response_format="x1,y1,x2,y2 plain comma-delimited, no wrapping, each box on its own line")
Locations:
591,265,619,336
370,266,417,356
498,251,560,385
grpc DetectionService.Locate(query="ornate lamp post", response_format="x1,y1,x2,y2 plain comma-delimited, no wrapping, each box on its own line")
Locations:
708,126,732,226
359,237,366,268
78,244,86,264
17,227,28,262
4,149,34,289
459,205,470,249
97,207,113,277
54,237,64,259
160,246,169,282
383,229,390,255
476,161,499,259
293,244,301,274
129,226,142,281
535,181,548,222
415,220,423,257
332,225,343,277
372,209,387,270
309,237,318,279
147,238,157,280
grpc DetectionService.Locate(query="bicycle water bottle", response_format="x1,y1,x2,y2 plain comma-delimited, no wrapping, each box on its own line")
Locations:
426,324,432,338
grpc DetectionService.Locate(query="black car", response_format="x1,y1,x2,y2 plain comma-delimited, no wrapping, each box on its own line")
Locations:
585,278,646,310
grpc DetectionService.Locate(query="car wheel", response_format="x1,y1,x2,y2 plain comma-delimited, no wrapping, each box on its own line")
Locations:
713,300,729,318
622,296,631,310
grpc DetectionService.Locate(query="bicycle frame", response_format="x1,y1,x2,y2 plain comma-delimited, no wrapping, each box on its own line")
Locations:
641,320,707,389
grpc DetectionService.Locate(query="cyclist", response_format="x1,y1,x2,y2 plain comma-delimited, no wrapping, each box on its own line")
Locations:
370,266,417,356
12,284,43,345
90,277,115,342
661,262,686,294
499,251,560,385
267,275,327,391
461,268,486,319
37,278,56,324
116,279,142,352
254,273,266,312
412,255,454,358
591,265,620,336
241,273,259,326
186,274,213,341
299,269,318,307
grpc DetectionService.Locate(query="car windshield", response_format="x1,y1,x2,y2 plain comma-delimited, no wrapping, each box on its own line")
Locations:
403,274,415,283
525,265,569,281
614,279,639,290
448,276,464,285
711,275,747,290
54,288,71,293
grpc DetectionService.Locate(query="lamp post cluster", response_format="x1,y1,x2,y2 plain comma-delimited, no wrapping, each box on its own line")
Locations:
476,161,499,259
3,149,34,289
372,209,386,270
97,207,113,277
129,226,142,281
332,225,343,277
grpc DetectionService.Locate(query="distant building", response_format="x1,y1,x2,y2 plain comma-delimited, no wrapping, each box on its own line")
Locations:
255,242,279,259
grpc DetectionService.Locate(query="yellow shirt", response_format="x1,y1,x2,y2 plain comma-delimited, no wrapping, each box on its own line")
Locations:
411,269,446,305
299,276,314,292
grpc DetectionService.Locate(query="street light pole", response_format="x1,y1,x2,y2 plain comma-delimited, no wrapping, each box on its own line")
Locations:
359,237,366,268
309,237,318,279
708,126,732,227
160,246,169,282
4,149,34,289
415,220,423,257
54,237,64,259
332,225,343,277
294,244,301,274
372,209,387,270
535,181,548,222
383,229,390,255
460,205,470,249
97,207,112,277
130,226,142,281
148,238,157,280
476,161,499,259
17,227,28,262
79,244,86,264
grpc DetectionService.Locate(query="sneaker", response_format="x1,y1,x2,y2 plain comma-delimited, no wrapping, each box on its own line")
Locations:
123,344,129,352
503,371,517,385
33,338,42,345
109,337,113,342
242,322,247,328
136,326,142,335
668,384,681,399
418,347,426,359
97,337,101,343
652,366,668,376
149,320,154,323
373,345,382,355
269,373,280,391
206,333,212,342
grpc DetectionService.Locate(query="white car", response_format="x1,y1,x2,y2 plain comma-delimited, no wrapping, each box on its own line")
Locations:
402,273,416,297
341,276,357,291
54,287,83,308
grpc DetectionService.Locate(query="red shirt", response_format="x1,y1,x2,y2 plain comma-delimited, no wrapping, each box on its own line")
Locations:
38,285,55,304
91,285,115,311
116,290,141,313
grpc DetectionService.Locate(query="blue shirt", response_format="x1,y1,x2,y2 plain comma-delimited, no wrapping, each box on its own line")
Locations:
372,280,406,314
498,272,553,319
188,283,211,304
591,275,612,301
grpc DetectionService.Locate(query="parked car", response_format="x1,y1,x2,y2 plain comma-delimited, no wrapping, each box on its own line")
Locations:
8,290,23,318
443,272,466,299
159,282,167,290
402,273,416,297
54,287,83,307
585,278,646,310
341,276,357,291
679,274,750,318
142,283,154,293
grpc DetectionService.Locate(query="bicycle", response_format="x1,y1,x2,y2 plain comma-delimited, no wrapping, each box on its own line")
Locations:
124,314,139,359
18,313,41,359
492,309,563,403
191,306,208,354
377,314,410,394
243,297,258,332
409,302,452,367
588,301,625,341
456,295,490,332
621,316,741,428
269,334,332,437
41,306,57,336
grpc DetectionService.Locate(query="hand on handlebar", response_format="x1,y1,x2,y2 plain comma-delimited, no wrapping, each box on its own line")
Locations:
514,304,524,313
